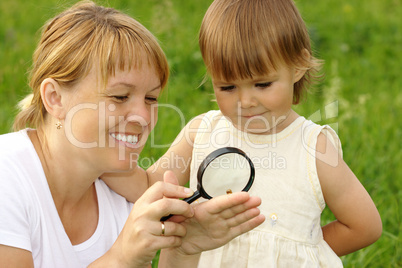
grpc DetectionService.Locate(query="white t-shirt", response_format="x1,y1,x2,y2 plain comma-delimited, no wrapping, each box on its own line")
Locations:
0,129,133,267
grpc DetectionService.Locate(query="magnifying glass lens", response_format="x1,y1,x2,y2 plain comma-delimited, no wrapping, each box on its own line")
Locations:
161,147,254,222
202,153,251,197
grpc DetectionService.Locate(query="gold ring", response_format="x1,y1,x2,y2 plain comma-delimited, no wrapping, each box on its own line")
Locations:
161,221,165,236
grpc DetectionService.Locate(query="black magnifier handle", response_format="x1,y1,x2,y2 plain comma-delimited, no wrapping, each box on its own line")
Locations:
160,191,202,222
182,190,202,204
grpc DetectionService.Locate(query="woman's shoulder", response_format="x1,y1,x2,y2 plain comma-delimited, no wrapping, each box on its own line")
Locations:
0,129,32,158
0,129,43,189
0,131,42,244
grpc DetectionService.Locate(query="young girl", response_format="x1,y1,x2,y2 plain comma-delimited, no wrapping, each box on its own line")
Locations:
103,0,382,266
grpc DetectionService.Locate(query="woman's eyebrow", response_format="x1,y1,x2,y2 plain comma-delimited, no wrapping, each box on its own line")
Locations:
106,82,161,92
108,82,136,89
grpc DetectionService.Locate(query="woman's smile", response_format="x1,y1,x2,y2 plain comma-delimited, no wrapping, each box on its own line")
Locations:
110,132,141,148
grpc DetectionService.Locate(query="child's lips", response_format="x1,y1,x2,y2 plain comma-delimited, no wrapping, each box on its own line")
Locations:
241,112,266,119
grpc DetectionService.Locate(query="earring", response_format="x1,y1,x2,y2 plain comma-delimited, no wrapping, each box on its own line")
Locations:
55,121,63,129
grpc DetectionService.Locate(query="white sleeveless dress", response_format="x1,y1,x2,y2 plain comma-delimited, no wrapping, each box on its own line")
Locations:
189,110,343,268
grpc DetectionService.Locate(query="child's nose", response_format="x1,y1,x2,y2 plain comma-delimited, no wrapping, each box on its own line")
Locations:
238,90,256,108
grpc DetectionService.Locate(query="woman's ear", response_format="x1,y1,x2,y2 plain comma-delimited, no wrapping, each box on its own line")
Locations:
40,78,64,119
293,48,311,83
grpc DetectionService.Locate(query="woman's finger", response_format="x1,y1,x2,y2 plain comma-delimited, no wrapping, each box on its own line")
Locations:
147,197,194,221
143,222,187,251
162,170,179,185
140,181,194,203
150,235,183,250
155,221,187,237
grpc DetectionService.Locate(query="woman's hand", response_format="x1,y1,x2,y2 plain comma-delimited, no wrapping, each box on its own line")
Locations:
90,171,195,268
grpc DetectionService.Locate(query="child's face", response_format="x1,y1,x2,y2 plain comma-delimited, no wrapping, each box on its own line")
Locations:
212,65,304,135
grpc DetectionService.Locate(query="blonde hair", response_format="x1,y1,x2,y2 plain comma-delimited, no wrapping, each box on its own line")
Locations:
199,0,322,104
13,0,169,131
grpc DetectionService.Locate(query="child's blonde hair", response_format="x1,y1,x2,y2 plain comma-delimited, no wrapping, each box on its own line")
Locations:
14,0,169,131
199,0,322,104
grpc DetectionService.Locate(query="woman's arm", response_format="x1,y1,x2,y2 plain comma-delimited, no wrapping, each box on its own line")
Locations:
0,245,34,268
316,133,382,256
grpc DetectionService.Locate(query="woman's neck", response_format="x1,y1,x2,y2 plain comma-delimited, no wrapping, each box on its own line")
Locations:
28,128,99,208
28,128,100,245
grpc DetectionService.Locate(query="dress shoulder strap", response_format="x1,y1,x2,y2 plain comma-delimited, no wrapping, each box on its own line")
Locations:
301,120,343,210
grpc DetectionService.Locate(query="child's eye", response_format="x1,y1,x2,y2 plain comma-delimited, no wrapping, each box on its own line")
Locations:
220,85,236,91
112,95,129,102
255,82,272,88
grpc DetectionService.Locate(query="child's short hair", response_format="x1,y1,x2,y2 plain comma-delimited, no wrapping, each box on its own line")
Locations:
199,0,322,104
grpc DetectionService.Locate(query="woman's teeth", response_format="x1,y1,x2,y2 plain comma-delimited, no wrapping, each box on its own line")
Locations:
111,133,139,145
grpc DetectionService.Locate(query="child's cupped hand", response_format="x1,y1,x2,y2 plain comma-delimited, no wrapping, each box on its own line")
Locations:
177,190,265,255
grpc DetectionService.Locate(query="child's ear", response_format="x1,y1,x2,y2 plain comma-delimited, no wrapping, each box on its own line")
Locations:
40,78,65,120
293,49,311,83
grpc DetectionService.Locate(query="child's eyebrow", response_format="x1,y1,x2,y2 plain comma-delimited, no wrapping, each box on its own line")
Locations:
254,72,279,79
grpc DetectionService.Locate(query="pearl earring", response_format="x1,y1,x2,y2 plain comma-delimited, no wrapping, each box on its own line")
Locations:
55,121,63,129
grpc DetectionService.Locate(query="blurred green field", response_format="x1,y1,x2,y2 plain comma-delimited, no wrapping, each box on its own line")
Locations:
0,0,400,267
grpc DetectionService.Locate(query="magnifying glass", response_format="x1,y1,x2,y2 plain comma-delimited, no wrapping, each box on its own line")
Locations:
161,147,255,221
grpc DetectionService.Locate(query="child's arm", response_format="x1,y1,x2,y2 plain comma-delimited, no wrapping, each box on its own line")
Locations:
101,165,149,203
101,115,204,202
146,114,204,187
316,133,382,256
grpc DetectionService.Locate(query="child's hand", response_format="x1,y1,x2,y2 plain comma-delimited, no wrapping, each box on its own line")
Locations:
176,192,265,255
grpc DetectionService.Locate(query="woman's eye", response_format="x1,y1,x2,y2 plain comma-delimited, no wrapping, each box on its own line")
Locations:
255,82,272,88
145,96,158,104
220,85,235,91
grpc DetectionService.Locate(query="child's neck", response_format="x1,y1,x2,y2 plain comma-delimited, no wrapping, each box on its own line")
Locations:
234,109,300,135
271,109,299,134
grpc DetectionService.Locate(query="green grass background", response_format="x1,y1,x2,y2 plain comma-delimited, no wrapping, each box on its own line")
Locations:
0,0,400,267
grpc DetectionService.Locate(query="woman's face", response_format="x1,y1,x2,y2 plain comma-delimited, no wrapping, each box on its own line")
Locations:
62,63,161,173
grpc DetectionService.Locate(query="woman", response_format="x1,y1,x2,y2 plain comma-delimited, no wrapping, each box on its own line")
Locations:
0,1,264,267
